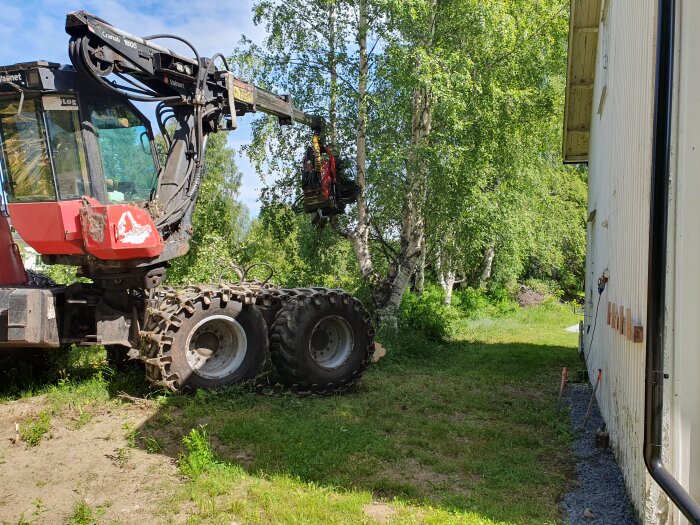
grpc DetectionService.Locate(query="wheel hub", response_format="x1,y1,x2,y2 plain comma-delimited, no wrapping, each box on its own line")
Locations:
311,329,330,351
185,315,247,380
309,315,354,370
193,332,218,357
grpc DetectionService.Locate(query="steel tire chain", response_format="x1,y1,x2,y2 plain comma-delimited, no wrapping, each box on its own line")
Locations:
138,283,375,395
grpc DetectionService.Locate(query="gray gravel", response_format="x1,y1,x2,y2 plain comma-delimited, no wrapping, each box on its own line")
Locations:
560,382,638,525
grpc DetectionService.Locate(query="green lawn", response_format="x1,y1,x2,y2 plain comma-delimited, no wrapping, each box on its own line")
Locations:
1,303,582,525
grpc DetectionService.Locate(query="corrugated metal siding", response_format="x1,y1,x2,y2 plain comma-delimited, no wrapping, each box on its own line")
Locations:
584,0,700,525
669,0,700,523
583,0,665,522
583,0,700,522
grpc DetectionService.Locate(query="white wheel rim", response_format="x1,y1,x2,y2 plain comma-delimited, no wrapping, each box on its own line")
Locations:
309,315,354,370
185,315,247,380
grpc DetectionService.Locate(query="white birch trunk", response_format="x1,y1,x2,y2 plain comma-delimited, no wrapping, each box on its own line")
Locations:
443,271,456,306
414,235,426,293
479,245,496,289
376,1,437,327
437,249,456,305
354,0,372,278
330,0,373,280
438,270,457,306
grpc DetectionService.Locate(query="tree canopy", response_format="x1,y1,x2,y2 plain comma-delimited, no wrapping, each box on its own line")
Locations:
154,0,585,326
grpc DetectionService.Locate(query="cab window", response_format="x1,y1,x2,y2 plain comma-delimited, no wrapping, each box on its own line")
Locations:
86,100,158,203
0,99,54,202
43,96,90,200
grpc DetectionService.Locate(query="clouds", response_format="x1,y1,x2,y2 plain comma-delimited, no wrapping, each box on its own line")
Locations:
1,0,267,215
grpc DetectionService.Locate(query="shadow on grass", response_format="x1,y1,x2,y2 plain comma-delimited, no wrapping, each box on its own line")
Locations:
0,345,151,401
0,332,581,524
134,336,579,524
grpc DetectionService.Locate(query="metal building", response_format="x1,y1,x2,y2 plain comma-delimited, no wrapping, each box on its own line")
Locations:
564,0,700,523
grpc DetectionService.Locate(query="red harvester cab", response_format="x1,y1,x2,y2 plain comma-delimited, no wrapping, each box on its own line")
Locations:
0,71,163,265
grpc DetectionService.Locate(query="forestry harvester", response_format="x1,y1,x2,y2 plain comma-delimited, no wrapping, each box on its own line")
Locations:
0,11,373,392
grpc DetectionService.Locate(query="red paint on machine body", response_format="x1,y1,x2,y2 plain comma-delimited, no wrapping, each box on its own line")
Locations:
0,213,28,285
79,198,163,260
8,200,85,255
7,199,163,261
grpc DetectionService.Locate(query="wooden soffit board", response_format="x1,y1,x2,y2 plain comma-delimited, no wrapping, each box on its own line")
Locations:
563,0,602,164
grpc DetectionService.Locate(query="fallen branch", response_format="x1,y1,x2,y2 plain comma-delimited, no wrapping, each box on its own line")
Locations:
116,392,151,406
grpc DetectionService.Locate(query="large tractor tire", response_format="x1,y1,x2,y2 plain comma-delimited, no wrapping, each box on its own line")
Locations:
143,291,268,392
269,290,374,393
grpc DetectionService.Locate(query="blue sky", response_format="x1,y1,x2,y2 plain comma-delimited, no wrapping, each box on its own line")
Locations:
0,0,269,215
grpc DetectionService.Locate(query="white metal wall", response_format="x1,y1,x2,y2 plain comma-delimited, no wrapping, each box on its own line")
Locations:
583,0,667,522
669,0,700,523
585,0,700,523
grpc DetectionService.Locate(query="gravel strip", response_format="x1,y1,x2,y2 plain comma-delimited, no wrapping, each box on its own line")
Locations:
560,382,638,525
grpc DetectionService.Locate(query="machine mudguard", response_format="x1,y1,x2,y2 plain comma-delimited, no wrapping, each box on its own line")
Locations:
79,198,164,260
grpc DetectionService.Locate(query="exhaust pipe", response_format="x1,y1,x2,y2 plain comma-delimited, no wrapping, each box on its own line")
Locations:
645,0,700,522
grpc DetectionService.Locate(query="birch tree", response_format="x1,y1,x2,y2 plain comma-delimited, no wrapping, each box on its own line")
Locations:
363,0,439,324
236,0,586,323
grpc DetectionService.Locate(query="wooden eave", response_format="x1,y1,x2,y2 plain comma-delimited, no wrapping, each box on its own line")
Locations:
563,0,602,164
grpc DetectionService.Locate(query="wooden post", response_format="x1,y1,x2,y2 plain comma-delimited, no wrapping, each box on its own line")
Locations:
632,325,644,343
619,305,625,335
626,309,633,341
557,367,568,414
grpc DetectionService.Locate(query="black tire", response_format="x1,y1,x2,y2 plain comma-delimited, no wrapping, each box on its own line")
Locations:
269,290,374,392
105,345,143,373
166,301,268,391
25,270,56,287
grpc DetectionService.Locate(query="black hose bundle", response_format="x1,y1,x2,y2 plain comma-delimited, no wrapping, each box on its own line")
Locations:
68,32,218,235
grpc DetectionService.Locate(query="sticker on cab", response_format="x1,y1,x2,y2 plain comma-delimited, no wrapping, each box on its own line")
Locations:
116,211,152,245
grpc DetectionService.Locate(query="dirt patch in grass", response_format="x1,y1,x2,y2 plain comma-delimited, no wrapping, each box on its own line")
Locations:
498,383,547,402
363,502,397,523
379,457,479,498
0,398,179,524
231,449,256,469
